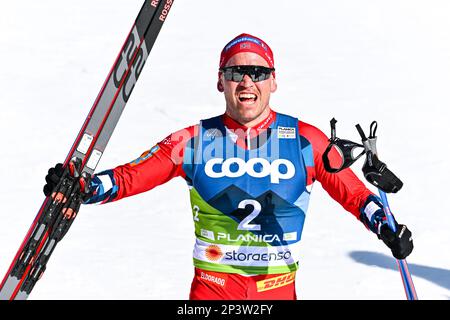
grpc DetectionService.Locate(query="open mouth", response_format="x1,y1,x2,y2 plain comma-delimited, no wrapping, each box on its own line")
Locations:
238,93,257,104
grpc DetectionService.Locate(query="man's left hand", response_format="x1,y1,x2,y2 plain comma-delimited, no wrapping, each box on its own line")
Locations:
379,223,413,260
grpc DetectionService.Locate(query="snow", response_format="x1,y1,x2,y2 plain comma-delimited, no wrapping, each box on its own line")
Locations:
0,0,449,300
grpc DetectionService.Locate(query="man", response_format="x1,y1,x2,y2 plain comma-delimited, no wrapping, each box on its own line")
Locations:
44,33,413,300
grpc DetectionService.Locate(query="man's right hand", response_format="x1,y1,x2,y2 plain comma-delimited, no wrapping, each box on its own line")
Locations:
43,163,65,197
43,162,92,198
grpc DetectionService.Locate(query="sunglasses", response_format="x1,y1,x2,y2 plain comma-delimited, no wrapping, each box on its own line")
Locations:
220,65,275,83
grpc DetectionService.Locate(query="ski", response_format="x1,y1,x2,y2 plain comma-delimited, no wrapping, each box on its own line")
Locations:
0,0,175,300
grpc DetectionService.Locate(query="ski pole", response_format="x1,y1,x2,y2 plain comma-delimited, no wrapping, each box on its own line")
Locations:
378,190,418,300
355,122,418,300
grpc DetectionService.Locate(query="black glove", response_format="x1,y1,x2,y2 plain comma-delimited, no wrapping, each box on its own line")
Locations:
43,163,65,196
43,161,94,209
379,223,413,260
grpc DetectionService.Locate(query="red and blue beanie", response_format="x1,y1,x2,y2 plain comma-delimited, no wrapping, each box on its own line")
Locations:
219,33,275,69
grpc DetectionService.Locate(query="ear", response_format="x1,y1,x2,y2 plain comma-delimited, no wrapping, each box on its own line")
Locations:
217,72,224,92
270,76,277,93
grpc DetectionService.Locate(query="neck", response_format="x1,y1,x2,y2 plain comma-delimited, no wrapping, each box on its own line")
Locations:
222,108,276,150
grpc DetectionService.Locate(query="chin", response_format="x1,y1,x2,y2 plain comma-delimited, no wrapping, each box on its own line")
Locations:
238,102,260,113
239,110,262,122
239,105,258,115
226,101,266,124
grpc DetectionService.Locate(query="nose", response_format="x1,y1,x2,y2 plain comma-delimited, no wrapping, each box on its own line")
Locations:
240,74,254,87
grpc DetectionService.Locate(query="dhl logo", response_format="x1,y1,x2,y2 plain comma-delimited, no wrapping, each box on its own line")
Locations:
256,272,295,292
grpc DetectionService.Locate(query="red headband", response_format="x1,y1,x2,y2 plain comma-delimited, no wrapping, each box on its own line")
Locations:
219,33,275,69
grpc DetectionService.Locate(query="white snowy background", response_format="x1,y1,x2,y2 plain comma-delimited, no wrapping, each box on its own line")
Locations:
0,0,449,300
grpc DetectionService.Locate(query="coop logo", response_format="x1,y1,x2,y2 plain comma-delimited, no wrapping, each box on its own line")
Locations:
204,158,295,184
113,27,148,103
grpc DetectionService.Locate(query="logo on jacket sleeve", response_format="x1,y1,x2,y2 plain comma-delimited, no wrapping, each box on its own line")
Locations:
129,145,160,166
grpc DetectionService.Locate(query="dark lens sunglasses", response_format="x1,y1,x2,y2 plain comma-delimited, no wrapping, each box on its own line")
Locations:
220,65,275,83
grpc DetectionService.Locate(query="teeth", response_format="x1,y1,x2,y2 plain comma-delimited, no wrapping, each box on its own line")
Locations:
239,93,256,99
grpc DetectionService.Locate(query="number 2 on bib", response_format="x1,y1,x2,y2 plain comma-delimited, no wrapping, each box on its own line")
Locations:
237,199,261,231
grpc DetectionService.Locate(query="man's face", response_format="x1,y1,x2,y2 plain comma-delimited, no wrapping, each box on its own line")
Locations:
218,52,277,125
